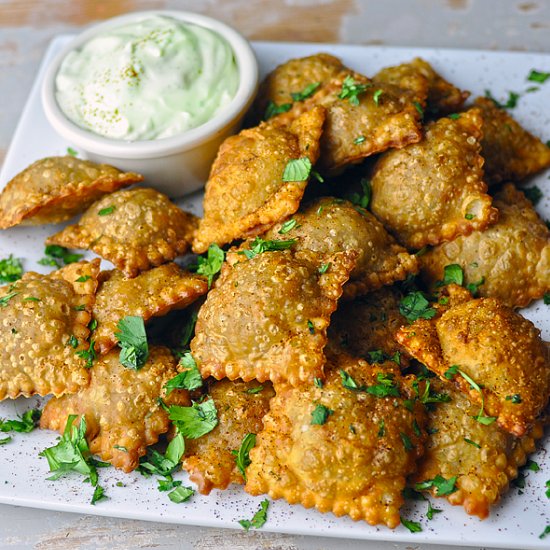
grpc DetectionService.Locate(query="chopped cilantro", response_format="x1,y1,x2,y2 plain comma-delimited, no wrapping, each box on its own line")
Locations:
540,526,550,539
75,275,91,283
438,263,464,287
66,147,78,157
367,349,386,363
373,88,383,105
194,243,225,288
0,436,12,445
311,404,333,425
246,385,264,394
169,399,218,439
415,474,458,496
113,445,127,452
354,135,366,144
38,245,83,267
413,101,424,118
544,293,550,305
546,480,550,499
465,213,474,220
239,499,269,531
98,206,115,216
88,319,97,331
339,369,362,391
138,433,184,478
0,409,41,433
367,372,400,398
465,276,485,297
527,69,550,83
23,296,40,302
115,316,149,370
399,291,436,322
0,255,23,283
241,237,297,260
278,219,299,234
338,75,370,106
290,82,320,102
401,517,422,533
318,262,331,274
426,500,442,520
157,478,181,492
464,438,481,449
307,319,315,334
67,335,79,349
400,432,414,451
505,394,522,404
313,378,324,388
346,177,372,209
282,157,312,182
264,101,292,120
453,368,496,425
444,365,459,379
164,353,203,394
523,185,543,205
485,89,520,109
91,485,107,505
448,113,461,120
0,292,18,308
232,432,256,479
168,485,194,503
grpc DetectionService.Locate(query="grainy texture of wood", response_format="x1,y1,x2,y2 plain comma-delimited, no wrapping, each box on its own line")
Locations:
0,1,546,548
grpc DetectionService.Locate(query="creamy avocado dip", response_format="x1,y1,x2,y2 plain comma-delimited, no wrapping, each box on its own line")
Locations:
55,15,239,141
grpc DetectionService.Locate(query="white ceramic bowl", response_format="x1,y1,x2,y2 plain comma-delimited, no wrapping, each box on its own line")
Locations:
41,10,258,197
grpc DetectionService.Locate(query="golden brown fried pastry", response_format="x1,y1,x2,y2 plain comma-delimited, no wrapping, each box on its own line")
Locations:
370,109,497,249
245,353,426,528
93,264,208,355
192,106,326,254
374,62,430,107
0,259,100,400
40,346,189,472
250,53,345,123
47,188,197,278
419,184,550,308
275,71,423,174
263,197,418,299
191,248,356,387
396,297,550,437
474,97,550,185
0,156,142,229
183,379,275,494
413,379,545,519
329,286,410,366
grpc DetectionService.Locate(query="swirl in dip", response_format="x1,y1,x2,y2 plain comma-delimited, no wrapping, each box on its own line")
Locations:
55,15,240,141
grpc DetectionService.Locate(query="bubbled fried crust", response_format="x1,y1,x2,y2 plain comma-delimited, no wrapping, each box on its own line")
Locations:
0,156,142,229
0,259,100,400
192,106,326,254
373,62,430,107
274,70,423,174
245,354,427,528
328,286,411,366
191,248,356,387
370,109,498,249
413,379,544,519
263,197,418,299
419,184,550,308
475,97,550,185
40,346,190,473
46,188,197,278
183,379,275,495
248,53,345,124
396,298,550,437
93,264,208,355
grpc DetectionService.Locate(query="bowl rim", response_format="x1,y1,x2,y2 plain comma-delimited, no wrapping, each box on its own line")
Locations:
41,10,259,159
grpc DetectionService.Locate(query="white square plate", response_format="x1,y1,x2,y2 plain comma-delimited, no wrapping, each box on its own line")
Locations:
0,37,549,550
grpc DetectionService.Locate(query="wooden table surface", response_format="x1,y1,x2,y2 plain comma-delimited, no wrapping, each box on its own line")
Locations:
0,1,549,549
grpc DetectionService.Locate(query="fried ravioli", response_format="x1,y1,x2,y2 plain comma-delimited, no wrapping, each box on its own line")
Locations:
370,109,497,249
191,248,356,387
40,346,189,472
396,298,550,437
47,187,197,278
413,378,545,519
475,96,550,185
263,197,418,299
0,156,142,229
329,286,410,366
419,184,550,308
192,106,326,254
245,353,426,528
93,264,208,355
0,260,100,400
183,379,275,494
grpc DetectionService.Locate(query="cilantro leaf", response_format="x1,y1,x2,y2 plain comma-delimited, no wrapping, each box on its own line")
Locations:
339,369,362,391
505,393,522,404
164,353,203,395
91,484,107,505
264,101,292,120
413,101,424,118
0,255,23,283
278,219,299,235
373,88,383,105
0,436,12,445
239,499,269,531
246,385,264,394
137,435,184,478
98,206,115,216
282,157,312,182
399,291,436,322
415,474,458,496
157,478,182,492
311,404,333,425
540,526,550,539
464,437,481,449
241,237,297,260
169,399,218,439
232,432,256,479
115,316,149,370
544,293,550,305
168,485,194,503
338,75,370,106
366,373,400,398
400,432,414,451
527,69,550,83
346,178,372,209
523,185,543,206
75,339,96,369
290,82,320,102
0,408,41,433
194,243,225,288
401,517,422,533
485,89,520,109
426,500,442,520
438,263,464,287
318,262,331,274
354,135,365,144
67,147,78,157
38,245,83,268
0,291,18,308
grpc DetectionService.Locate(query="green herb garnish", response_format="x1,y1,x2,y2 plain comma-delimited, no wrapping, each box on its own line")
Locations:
246,385,264,394
168,485,195,503
415,474,458,496
98,206,115,216
164,353,203,395
465,277,485,297
527,69,550,83
311,404,333,425
75,339,96,369
346,178,372,209
523,185,543,205
38,245,83,267
194,243,225,288
115,316,149,370
485,89,520,109
232,433,256,479
239,499,269,531
241,237,297,260
0,409,41,433
264,101,292,120
399,291,436,322
338,75,370,106
169,399,218,439
0,292,18,307
354,135,366,144
278,219,299,234
373,89,383,105
438,263,464,287
282,157,312,181
318,262,331,274
464,438,481,449
290,82,320,102
401,517,422,533
0,255,23,283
